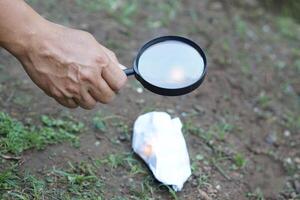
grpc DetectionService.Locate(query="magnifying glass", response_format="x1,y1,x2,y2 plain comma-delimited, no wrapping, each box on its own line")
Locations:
123,36,207,96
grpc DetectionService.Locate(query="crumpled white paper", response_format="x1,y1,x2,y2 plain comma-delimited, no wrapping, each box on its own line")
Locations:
132,112,191,191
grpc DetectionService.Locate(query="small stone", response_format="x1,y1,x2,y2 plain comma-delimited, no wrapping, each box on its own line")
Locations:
79,23,90,31
216,185,221,190
285,157,293,165
167,109,175,114
294,157,300,164
210,2,222,10
94,141,100,146
196,154,204,161
136,87,143,93
181,112,187,117
193,105,205,115
191,179,198,187
262,25,270,33
136,98,145,104
265,132,277,145
284,130,291,137
293,180,300,193
198,189,212,200
118,135,126,141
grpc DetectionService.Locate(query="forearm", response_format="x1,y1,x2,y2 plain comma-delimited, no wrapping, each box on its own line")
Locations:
0,0,46,56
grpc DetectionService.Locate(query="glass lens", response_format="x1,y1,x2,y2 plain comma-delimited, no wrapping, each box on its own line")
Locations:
138,40,205,89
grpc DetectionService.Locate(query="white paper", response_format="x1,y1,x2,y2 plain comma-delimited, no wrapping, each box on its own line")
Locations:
132,112,191,191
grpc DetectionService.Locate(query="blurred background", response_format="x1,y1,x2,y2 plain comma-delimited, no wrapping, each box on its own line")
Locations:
0,0,299,199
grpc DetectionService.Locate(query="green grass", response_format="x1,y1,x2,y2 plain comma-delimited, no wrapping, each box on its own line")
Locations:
234,16,248,38
75,0,181,28
92,113,107,132
233,153,247,169
246,188,265,200
75,0,139,27
184,119,235,142
1,161,104,199
256,92,272,110
276,17,300,40
0,112,83,155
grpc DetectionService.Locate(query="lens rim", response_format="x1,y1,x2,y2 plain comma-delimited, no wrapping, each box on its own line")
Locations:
133,35,207,96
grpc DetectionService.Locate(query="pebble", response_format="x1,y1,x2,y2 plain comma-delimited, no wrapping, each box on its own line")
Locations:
294,157,300,164
198,189,212,200
191,179,198,187
136,87,143,93
94,141,100,146
216,184,221,190
193,105,206,115
210,2,222,10
284,130,291,137
262,25,271,33
136,99,145,104
293,180,300,193
285,157,293,165
167,109,175,114
118,135,127,142
265,132,277,145
181,112,188,117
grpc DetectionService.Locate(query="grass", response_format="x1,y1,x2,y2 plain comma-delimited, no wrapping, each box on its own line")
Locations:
92,113,107,132
282,111,300,133
276,17,300,40
75,0,138,27
1,161,104,199
75,0,181,28
256,91,272,110
234,16,248,38
246,188,265,200
0,112,84,155
233,153,247,169
184,119,235,142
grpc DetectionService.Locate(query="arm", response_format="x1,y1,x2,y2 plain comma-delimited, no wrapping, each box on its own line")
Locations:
0,0,127,109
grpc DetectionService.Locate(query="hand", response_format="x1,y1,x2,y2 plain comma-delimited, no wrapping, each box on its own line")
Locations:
16,21,127,109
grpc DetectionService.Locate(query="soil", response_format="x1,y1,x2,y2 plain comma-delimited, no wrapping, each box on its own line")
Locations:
0,0,299,199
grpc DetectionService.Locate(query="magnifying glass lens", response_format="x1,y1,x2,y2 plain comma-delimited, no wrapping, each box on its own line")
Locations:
138,40,205,89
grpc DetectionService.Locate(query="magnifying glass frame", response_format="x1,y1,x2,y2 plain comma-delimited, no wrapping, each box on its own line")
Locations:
124,36,207,96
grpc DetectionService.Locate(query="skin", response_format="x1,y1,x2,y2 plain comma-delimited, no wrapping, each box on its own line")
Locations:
0,0,127,109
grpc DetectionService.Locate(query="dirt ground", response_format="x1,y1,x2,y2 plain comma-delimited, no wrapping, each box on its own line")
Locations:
0,0,299,199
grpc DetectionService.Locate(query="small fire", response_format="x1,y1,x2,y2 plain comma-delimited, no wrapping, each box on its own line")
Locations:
170,67,185,82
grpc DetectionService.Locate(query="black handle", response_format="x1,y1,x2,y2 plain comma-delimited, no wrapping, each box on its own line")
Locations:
123,68,135,76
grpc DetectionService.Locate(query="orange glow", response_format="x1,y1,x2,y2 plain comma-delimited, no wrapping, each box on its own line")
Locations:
170,67,185,82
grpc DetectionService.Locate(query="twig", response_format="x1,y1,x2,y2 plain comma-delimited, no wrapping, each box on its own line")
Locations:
212,159,231,181
1,154,21,161
5,90,15,105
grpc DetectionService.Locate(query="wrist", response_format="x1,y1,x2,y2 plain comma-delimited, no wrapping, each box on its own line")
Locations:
0,0,50,57
4,18,49,57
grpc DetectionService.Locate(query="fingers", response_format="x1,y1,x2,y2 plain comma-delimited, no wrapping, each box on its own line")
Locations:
73,87,97,110
54,97,78,109
89,78,115,104
102,51,127,92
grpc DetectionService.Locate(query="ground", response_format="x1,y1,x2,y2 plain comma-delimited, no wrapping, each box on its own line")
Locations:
0,0,299,199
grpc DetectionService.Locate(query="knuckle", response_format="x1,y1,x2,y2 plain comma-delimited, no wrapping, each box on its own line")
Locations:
96,54,110,67
79,70,94,83
114,74,127,91
101,93,115,104
50,87,63,99
65,84,80,96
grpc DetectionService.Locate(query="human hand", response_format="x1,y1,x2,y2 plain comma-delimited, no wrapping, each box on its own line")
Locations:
15,21,127,109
